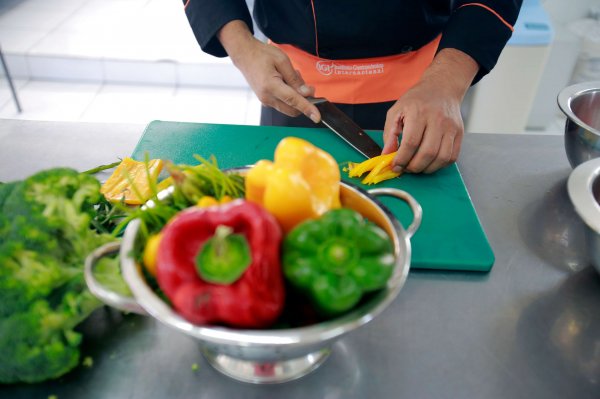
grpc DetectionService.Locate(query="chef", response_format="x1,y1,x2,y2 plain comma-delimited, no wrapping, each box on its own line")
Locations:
181,1,522,173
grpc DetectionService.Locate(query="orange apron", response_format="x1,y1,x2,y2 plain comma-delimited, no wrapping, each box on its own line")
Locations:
271,35,441,104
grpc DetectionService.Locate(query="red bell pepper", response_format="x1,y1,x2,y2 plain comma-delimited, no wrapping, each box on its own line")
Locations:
156,200,285,328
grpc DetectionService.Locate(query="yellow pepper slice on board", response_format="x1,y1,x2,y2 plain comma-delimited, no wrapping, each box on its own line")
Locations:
100,157,164,205
245,137,341,232
344,153,401,185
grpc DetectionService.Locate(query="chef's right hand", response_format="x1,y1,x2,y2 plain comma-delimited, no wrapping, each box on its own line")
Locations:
218,20,321,123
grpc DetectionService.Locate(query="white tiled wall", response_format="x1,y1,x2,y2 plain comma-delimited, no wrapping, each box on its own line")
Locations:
0,0,262,125
0,0,242,86
0,80,259,126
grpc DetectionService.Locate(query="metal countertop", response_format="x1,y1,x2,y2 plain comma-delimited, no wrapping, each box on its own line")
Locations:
1,119,597,399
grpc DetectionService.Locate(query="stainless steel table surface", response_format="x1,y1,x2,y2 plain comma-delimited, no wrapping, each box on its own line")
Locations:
1,119,598,399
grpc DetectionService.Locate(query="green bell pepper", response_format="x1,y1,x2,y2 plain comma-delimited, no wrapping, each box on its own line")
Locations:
282,208,395,316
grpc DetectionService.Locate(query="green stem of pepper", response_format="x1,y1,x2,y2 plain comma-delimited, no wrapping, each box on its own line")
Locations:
319,239,358,274
196,225,252,285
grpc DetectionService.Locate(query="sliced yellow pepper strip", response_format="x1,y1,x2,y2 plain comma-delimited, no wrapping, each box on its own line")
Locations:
363,164,401,185
347,154,390,178
155,176,174,192
100,157,164,205
345,153,401,185
246,137,341,232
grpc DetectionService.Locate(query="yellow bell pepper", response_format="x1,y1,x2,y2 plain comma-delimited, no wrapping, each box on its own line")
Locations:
100,157,164,205
245,137,341,232
196,195,233,207
142,233,163,276
197,196,219,207
344,153,402,185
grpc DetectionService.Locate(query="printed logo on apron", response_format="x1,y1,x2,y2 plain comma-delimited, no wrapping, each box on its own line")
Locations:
316,61,385,76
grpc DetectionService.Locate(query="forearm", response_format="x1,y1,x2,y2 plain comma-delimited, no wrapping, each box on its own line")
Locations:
421,48,479,101
440,1,522,82
217,20,257,65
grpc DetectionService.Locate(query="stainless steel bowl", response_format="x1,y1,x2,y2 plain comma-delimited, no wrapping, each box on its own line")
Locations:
558,81,600,168
84,174,422,384
567,158,600,274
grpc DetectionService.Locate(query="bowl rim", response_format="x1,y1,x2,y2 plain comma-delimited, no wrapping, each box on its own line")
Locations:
119,176,414,348
568,157,600,233
557,80,600,137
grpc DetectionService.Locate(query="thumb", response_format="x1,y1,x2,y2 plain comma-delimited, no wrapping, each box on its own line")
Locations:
277,58,311,95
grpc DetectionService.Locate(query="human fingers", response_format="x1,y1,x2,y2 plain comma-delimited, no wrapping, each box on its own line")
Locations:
450,129,463,163
269,77,321,122
404,123,443,173
391,112,426,173
421,113,464,173
294,69,316,97
272,55,320,122
422,132,455,174
382,105,403,154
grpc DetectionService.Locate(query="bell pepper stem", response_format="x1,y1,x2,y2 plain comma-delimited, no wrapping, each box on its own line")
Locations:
196,225,252,285
213,225,233,256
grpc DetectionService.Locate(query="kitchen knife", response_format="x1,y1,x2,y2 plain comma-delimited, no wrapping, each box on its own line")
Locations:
308,97,382,159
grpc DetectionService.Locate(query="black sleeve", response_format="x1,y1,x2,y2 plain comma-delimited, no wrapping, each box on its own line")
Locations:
438,1,523,83
183,0,254,58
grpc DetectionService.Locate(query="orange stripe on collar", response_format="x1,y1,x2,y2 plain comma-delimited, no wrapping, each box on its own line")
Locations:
459,3,514,32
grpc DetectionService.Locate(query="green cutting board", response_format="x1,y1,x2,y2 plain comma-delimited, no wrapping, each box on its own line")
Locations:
131,121,494,272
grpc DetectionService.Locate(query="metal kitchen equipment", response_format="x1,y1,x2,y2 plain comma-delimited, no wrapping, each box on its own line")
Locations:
558,80,600,168
308,96,382,159
567,158,600,274
85,173,422,384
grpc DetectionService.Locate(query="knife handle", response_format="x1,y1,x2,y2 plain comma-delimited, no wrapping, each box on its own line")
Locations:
307,96,327,105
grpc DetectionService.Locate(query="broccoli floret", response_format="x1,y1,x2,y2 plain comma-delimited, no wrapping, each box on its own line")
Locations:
0,287,100,383
0,168,125,384
0,250,79,318
5,169,107,255
0,181,20,209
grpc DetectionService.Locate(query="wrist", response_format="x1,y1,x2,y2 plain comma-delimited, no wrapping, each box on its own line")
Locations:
421,48,479,100
217,20,258,65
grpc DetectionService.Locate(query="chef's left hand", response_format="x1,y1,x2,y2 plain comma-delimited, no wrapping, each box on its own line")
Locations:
382,48,479,174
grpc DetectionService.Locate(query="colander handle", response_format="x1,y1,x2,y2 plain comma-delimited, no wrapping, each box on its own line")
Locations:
367,188,422,239
84,242,148,316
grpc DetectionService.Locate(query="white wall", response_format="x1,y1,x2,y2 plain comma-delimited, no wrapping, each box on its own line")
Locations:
526,0,599,130
540,0,598,25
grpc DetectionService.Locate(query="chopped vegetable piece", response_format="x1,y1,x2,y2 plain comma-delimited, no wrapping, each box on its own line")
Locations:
100,157,164,205
345,153,401,185
82,356,93,368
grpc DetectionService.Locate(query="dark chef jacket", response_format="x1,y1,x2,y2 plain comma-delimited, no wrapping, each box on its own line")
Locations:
182,1,522,83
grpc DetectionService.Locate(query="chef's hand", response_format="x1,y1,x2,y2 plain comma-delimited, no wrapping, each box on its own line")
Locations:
382,48,479,174
218,20,321,123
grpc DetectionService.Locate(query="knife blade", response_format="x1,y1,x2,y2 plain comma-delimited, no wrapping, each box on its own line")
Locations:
308,97,382,159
